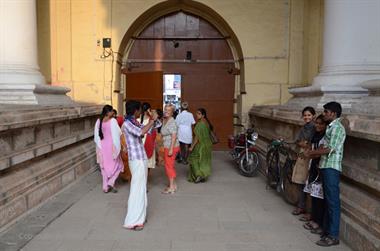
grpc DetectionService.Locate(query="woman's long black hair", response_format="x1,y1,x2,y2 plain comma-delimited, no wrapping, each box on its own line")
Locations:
140,102,151,123
198,108,214,131
99,105,113,140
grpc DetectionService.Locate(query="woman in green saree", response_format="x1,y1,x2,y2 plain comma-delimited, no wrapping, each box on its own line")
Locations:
188,108,213,183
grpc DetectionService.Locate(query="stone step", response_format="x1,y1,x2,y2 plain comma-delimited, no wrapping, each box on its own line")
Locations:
0,104,100,131
0,140,96,229
0,131,94,171
0,140,95,206
340,183,380,239
341,214,380,251
342,161,380,194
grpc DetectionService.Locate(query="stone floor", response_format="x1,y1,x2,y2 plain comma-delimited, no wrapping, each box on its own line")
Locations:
8,152,350,251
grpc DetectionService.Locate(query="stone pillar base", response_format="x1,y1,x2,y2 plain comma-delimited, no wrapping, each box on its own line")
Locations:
0,84,74,106
287,79,380,116
287,84,368,109
351,79,380,116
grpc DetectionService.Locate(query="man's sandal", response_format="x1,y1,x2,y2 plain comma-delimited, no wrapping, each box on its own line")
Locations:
303,222,319,230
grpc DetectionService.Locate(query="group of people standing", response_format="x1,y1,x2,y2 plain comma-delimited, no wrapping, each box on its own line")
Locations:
291,101,346,247
93,99,347,242
94,101,214,231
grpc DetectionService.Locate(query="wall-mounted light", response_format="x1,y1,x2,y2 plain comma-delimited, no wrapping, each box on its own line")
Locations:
103,38,111,48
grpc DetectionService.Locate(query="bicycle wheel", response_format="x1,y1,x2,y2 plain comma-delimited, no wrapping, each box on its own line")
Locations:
281,158,298,204
239,152,259,177
266,148,279,188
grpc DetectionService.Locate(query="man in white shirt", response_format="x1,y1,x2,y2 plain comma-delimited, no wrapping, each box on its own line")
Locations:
175,102,196,165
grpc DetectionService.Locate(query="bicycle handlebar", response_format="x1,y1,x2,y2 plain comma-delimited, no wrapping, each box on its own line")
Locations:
283,140,297,145
272,138,296,145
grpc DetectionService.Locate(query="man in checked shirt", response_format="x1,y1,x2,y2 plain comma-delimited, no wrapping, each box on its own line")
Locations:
304,101,346,247
122,100,158,231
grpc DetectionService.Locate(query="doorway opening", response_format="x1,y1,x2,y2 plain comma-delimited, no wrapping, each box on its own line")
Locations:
118,3,245,149
116,0,245,150
163,74,182,111
122,11,235,149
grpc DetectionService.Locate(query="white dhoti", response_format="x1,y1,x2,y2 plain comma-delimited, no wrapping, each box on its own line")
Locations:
123,159,148,228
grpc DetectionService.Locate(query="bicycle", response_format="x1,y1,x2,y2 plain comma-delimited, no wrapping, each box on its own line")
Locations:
266,139,298,204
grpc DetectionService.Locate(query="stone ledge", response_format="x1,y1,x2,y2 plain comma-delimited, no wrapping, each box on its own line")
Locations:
341,198,380,240
0,140,96,229
341,214,380,251
250,106,380,142
341,184,380,239
342,162,380,193
0,140,95,207
0,104,101,131
0,132,93,171
0,106,99,170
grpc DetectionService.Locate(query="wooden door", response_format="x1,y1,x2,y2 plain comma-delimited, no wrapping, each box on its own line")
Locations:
124,71,163,110
182,64,234,150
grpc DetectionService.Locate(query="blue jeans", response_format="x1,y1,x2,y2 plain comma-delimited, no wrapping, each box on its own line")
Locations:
321,168,341,239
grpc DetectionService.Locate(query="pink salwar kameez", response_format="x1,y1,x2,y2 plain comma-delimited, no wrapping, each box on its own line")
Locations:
94,118,123,192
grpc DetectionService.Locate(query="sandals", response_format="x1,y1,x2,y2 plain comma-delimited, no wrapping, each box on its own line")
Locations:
299,214,311,222
303,221,319,230
194,176,202,183
194,176,206,183
105,186,117,193
162,187,176,194
316,236,339,246
292,208,305,215
133,225,144,231
311,227,324,235
123,224,144,231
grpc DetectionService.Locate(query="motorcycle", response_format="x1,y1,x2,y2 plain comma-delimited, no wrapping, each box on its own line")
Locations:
228,124,260,177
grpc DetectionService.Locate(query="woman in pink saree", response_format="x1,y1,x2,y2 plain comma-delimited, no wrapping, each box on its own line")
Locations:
94,105,124,193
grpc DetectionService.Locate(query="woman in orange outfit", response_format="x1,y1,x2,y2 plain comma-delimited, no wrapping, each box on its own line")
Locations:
160,104,180,194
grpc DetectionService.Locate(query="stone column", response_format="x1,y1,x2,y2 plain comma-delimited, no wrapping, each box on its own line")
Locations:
0,0,72,105
288,0,380,109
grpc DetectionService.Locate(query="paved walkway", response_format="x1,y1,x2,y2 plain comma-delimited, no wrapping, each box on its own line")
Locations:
19,152,349,251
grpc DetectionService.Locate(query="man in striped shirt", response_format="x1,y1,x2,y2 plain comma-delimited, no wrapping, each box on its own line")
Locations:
305,101,346,247
122,100,158,231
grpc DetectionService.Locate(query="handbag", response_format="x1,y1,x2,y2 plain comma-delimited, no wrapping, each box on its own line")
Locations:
209,130,219,144
310,180,324,199
303,175,323,199
303,179,312,194
291,152,310,184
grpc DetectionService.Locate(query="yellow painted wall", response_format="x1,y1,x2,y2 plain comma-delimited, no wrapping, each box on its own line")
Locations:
37,0,323,115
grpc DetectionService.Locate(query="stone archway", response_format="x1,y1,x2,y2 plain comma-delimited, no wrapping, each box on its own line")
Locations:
115,0,245,121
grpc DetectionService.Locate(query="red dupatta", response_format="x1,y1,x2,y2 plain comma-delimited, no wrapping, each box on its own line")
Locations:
144,117,157,158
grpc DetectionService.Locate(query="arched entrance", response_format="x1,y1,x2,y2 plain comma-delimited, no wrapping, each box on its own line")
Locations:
116,0,244,149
